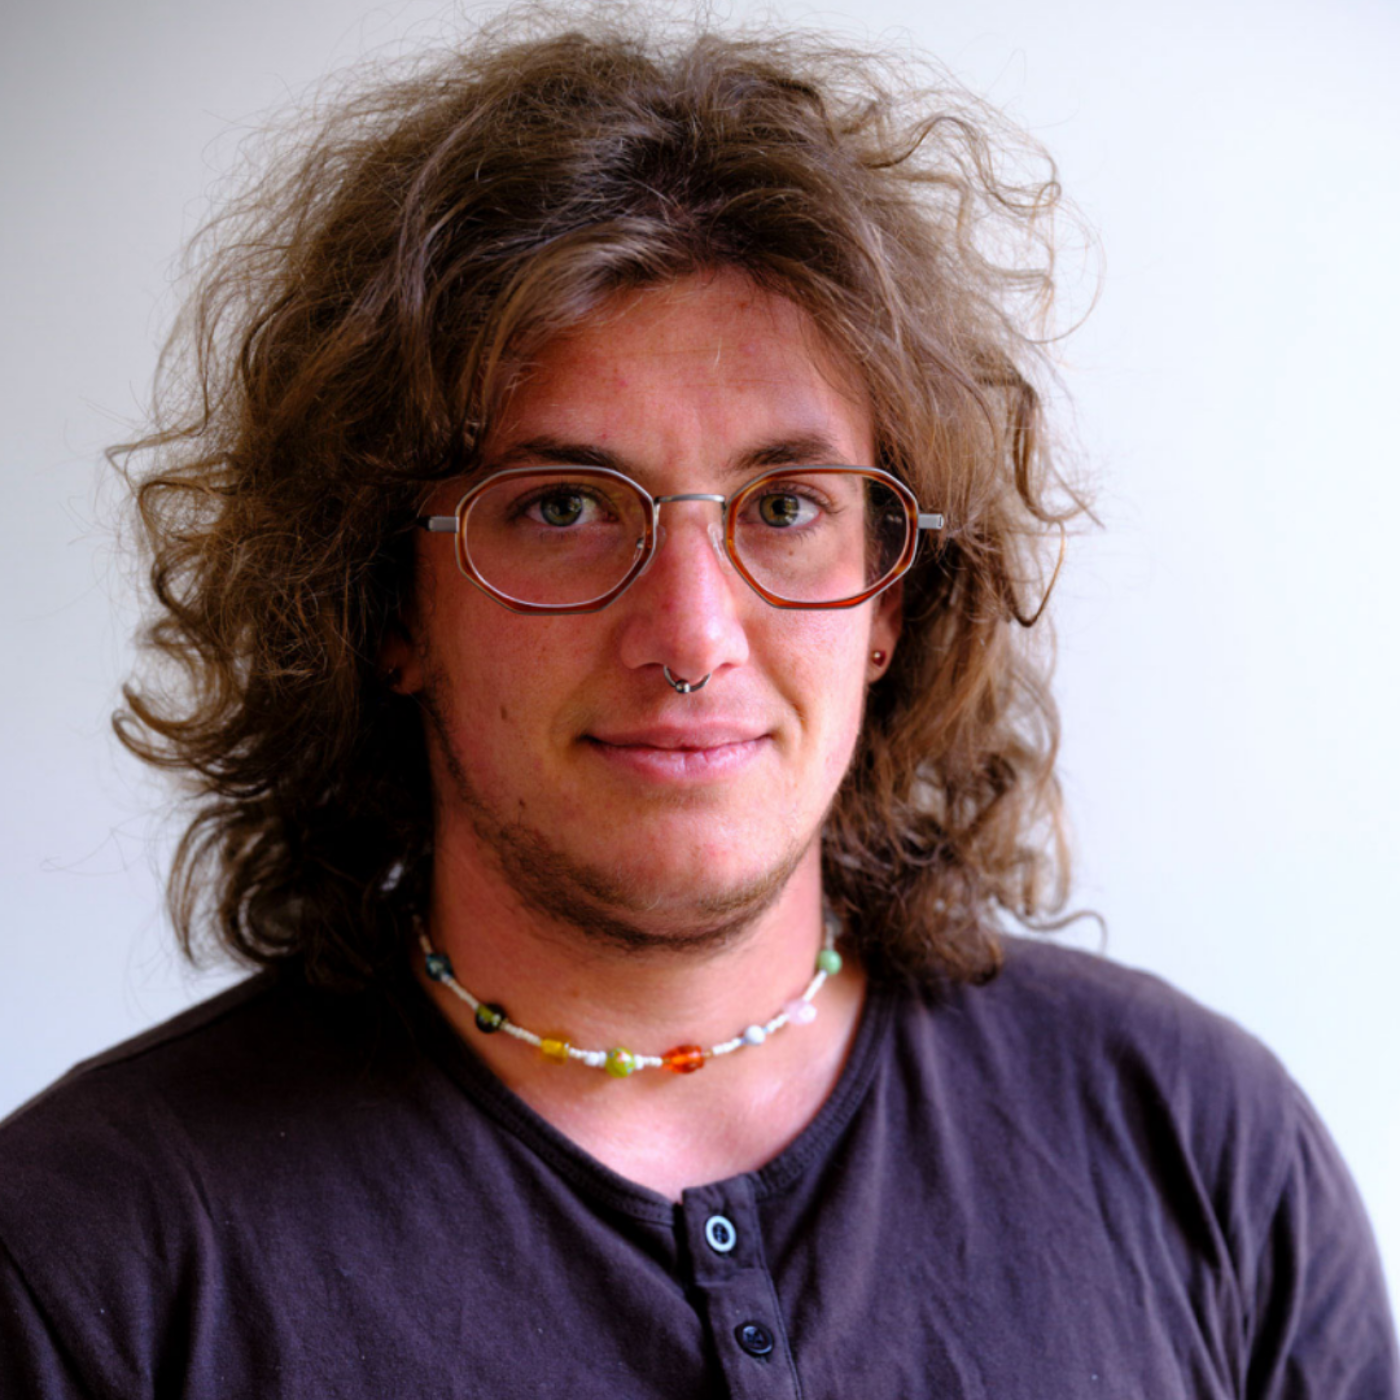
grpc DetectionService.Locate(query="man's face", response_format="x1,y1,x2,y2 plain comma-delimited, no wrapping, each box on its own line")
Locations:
397,271,900,949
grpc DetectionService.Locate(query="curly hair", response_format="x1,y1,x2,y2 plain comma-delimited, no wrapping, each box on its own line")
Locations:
115,10,1089,991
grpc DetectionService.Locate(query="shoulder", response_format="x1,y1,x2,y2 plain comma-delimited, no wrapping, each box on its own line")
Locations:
1,972,282,1181
926,933,1293,1112
1,973,323,1253
0,967,435,1207
2,970,373,1159
0,976,279,1392
889,937,1398,1390
966,932,1263,1052
894,936,1310,1231
0,969,430,1393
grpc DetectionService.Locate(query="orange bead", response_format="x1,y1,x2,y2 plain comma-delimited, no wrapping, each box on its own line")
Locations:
539,1037,571,1064
661,1044,706,1074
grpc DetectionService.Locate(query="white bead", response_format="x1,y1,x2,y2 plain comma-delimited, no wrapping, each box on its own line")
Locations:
742,1024,767,1046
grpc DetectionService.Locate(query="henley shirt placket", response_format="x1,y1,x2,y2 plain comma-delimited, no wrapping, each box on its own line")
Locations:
680,1176,802,1400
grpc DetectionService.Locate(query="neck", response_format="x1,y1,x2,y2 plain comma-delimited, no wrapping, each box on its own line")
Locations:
424,836,834,1058
417,839,867,1197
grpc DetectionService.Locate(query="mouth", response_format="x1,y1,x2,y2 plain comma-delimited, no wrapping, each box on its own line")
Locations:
582,726,771,781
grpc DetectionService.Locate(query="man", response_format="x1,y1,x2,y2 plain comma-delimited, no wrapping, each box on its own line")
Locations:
1,16,1394,1397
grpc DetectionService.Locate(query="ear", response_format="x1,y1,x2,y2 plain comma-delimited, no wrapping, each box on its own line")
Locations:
868,580,904,681
379,622,425,695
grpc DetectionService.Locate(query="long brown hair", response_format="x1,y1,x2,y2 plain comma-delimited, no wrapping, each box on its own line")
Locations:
115,13,1089,990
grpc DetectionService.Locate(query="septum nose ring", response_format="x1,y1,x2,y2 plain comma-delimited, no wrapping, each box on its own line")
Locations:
663,666,711,695
648,502,726,697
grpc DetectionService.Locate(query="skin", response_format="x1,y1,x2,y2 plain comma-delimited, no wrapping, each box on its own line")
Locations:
386,270,901,1196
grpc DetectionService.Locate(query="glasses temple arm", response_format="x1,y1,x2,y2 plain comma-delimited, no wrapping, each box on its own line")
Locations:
418,516,458,533
916,512,944,531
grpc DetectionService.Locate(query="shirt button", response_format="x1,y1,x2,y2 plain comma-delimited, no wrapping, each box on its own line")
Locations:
703,1214,737,1254
735,1321,775,1358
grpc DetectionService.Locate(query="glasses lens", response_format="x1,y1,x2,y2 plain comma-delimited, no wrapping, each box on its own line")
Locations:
462,471,649,608
730,470,912,605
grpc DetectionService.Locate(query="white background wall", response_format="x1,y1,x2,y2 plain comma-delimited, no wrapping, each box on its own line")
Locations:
3,0,1397,1301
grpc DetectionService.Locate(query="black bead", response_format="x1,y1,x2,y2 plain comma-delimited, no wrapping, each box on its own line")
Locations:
474,1002,507,1034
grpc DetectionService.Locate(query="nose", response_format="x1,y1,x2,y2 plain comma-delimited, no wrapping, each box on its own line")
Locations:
614,499,751,685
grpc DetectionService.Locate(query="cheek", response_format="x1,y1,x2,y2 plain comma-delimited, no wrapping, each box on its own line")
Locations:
423,577,568,702
824,673,870,784
772,612,873,764
422,591,607,773
418,594,528,762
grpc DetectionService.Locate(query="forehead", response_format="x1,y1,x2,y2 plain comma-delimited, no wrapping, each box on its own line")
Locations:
482,272,874,479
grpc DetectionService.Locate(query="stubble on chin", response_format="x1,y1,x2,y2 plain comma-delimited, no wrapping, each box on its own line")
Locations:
422,691,808,958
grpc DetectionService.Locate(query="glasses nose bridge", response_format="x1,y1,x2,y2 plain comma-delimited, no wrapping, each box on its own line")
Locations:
652,490,728,511
647,490,731,569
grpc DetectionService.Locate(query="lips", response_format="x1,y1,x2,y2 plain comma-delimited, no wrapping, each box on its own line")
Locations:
583,724,771,781
587,724,762,750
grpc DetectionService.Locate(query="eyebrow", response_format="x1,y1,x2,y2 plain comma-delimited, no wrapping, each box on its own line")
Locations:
489,432,858,479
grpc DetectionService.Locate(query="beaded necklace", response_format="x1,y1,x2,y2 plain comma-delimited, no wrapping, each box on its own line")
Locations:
418,914,844,1078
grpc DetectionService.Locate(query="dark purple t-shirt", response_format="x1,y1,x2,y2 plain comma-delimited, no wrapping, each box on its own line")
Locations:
1,937,1395,1398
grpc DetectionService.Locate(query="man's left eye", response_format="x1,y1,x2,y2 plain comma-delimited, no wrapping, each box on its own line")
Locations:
756,493,817,528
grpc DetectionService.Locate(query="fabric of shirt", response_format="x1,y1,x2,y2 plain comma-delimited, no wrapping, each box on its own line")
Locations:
0,936,1395,1399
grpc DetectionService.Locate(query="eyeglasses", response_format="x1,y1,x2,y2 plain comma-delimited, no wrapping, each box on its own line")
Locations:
417,465,944,614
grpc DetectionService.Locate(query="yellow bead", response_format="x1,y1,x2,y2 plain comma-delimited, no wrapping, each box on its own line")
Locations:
540,1037,571,1064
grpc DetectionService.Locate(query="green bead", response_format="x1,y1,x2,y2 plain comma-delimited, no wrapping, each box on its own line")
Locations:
605,1047,636,1078
474,1002,507,1034
816,947,843,975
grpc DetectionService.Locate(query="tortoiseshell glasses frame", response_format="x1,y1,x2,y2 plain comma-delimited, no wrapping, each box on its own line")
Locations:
417,464,944,615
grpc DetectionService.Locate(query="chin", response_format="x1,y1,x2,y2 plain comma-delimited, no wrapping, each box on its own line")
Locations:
485,815,812,956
